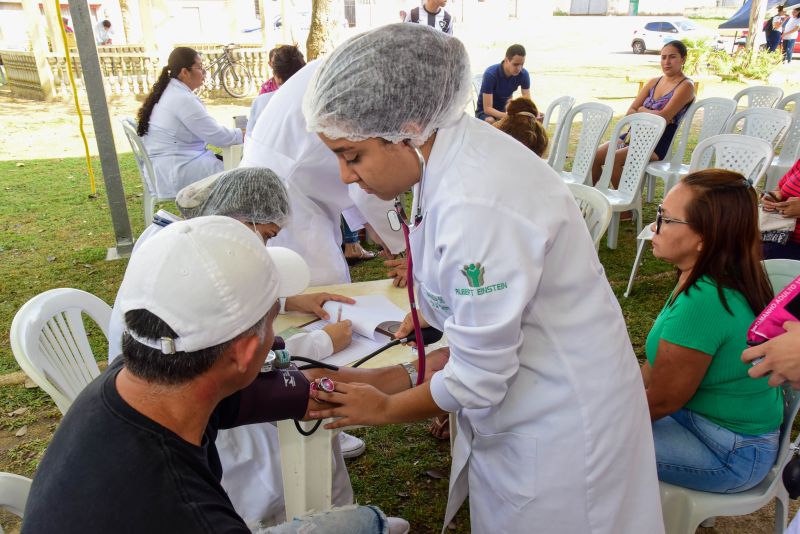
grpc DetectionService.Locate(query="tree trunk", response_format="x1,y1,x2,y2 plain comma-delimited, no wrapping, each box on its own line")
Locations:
306,0,336,61
747,0,768,61
118,0,133,43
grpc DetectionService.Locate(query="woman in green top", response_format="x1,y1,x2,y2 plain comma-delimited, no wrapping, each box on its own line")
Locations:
643,168,782,493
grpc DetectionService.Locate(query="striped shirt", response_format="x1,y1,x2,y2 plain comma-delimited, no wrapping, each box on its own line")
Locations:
404,4,453,35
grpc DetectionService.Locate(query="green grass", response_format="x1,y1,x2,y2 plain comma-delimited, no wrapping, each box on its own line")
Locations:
0,135,679,532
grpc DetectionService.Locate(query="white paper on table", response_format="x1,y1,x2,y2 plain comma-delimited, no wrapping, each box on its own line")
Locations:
321,295,406,340
301,320,393,367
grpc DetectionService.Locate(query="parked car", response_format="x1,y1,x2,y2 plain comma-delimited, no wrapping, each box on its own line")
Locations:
632,18,724,54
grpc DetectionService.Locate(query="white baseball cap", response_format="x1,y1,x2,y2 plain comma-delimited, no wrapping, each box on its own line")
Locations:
117,216,309,354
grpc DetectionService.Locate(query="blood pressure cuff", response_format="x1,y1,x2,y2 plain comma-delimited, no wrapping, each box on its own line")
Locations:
229,366,310,426
748,274,800,345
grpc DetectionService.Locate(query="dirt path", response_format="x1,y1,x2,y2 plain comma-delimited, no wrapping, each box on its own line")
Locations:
0,90,251,161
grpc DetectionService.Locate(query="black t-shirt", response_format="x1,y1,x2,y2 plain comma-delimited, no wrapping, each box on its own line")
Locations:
22,360,251,533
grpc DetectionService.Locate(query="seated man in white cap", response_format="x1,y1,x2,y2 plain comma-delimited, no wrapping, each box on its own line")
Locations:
102,167,402,526
21,216,425,533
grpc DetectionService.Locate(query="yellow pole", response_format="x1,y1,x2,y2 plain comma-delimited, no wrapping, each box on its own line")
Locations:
57,4,97,197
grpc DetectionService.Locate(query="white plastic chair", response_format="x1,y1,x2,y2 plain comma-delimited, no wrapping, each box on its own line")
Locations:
733,85,784,109
644,97,737,202
625,134,774,297
689,134,774,184
766,92,800,191
120,117,175,228
723,108,792,153
764,259,800,293
9,288,110,415
595,113,666,249
551,102,613,185
659,385,800,534
543,95,576,167
0,472,32,533
566,183,612,251
471,74,483,115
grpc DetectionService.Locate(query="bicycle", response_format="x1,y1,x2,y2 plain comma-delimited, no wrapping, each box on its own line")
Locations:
203,44,254,98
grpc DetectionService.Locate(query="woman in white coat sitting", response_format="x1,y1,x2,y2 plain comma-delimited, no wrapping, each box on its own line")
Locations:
136,47,243,198
305,24,664,533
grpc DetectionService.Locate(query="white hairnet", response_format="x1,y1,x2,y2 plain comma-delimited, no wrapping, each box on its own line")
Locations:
176,167,290,226
303,23,472,145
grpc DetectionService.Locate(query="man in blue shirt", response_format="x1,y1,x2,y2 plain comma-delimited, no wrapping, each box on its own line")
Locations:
476,44,530,123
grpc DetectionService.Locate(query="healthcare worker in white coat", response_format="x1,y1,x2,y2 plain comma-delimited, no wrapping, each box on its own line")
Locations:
241,60,405,286
136,47,243,198
305,24,664,533
106,168,357,527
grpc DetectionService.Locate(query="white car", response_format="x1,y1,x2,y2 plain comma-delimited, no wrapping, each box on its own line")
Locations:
631,18,723,54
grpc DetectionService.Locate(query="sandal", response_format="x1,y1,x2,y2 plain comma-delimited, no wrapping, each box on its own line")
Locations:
429,414,450,440
344,244,377,264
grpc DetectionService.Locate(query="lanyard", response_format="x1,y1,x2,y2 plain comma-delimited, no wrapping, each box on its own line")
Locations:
388,145,427,386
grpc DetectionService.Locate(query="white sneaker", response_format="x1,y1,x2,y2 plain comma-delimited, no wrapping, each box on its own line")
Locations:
387,517,410,534
339,432,366,459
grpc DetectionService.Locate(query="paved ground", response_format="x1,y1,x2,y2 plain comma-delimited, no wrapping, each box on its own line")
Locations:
4,15,800,161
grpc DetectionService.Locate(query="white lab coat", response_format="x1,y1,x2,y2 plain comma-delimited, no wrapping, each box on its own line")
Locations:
414,114,663,533
241,61,404,286
106,215,350,526
142,78,243,198
247,91,276,138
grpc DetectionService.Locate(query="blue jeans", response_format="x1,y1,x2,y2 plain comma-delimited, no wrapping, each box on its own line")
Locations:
341,217,360,244
768,32,782,52
263,505,388,533
653,408,779,493
785,39,797,62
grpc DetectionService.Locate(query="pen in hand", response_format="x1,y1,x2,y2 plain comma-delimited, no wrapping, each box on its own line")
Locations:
337,304,343,323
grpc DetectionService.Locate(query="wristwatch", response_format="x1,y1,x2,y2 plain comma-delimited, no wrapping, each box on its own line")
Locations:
400,362,418,388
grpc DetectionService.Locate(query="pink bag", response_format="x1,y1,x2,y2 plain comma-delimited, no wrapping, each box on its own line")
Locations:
748,274,800,345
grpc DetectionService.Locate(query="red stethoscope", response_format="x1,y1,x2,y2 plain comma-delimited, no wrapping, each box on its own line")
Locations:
387,143,427,386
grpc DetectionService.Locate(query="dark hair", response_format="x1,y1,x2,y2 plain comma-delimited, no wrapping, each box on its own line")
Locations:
122,308,268,385
505,44,526,59
136,47,199,137
662,40,688,59
102,19,111,28
268,46,280,63
676,169,773,315
271,45,306,84
494,97,548,157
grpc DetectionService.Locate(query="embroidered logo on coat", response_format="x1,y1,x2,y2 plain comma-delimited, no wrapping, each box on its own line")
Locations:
455,262,508,297
461,263,485,288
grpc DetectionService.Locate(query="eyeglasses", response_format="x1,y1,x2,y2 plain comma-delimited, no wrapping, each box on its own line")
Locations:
656,204,690,234
192,64,207,72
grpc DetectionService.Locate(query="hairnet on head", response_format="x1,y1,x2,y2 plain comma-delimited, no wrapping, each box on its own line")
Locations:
175,171,224,218
176,167,290,226
303,23,472,146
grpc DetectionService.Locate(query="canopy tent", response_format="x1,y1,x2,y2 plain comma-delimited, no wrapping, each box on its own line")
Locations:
719,0,800,29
